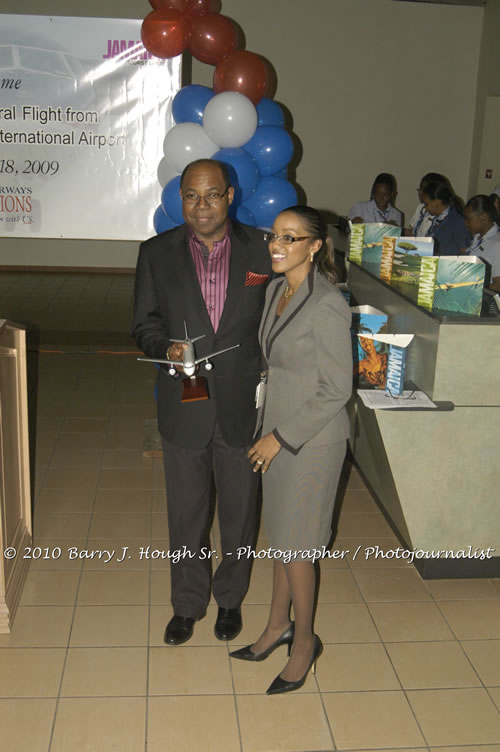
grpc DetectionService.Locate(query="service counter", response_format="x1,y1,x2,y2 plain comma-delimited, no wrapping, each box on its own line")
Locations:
347,262,500,578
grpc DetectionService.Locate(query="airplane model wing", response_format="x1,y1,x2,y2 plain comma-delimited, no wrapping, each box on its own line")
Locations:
136,357,184,366
193,344,240,363
136,343,240,367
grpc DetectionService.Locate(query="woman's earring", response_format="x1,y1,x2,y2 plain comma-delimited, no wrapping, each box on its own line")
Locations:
310,252,315,262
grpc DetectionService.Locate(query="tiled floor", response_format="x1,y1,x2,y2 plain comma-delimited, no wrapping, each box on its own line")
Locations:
0,271,135,344
1,272,500,751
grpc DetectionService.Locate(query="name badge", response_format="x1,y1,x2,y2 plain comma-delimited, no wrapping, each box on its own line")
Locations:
255,371,267,409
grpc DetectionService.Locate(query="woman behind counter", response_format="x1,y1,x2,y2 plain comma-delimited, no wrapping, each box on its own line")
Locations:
421,178,470,254
464,194,500,291
348,172,402,226
409,172,448,236
230,206,353,695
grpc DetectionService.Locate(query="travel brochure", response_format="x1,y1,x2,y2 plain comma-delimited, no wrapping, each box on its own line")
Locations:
350,305,413,395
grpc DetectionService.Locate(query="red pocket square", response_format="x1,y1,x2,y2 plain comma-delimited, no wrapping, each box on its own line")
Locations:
245,271,269,287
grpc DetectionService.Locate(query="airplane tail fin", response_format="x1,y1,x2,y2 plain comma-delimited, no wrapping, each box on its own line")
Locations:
170,321,205,344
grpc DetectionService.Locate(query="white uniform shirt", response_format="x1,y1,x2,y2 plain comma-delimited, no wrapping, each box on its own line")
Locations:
348,199,402,226
466,223,500,279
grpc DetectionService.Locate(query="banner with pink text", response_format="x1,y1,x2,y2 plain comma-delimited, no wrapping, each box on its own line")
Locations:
0,15,181,240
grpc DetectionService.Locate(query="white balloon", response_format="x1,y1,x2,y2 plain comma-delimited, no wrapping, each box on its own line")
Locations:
203,92,258,149
157,157,179,188
163,123,218,173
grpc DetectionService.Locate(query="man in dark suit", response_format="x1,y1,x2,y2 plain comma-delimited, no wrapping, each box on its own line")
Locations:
131,159,272,645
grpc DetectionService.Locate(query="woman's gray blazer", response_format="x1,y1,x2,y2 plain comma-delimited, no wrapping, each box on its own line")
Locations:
258,269,353,552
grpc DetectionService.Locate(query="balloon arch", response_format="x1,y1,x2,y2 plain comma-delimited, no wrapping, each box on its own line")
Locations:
142,0,297,232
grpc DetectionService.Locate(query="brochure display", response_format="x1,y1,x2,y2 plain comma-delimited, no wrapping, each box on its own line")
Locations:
349,223,485,316
356,333,414,395
348,222,401,276
418,255,485,314
350,304,387,388
350,305,413,395
380,236,434,284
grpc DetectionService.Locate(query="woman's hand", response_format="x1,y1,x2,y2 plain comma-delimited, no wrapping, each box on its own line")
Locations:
248,432,281,473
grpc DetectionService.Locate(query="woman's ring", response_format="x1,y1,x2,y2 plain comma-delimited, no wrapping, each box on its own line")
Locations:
257,459,264,465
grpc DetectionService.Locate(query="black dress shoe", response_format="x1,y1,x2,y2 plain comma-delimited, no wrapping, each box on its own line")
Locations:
214,607,242,641
266,635,323,695
230,622,294,662
164,615,195,645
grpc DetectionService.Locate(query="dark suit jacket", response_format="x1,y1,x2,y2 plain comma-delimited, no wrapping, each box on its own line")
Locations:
131,221,272,449
433,206,470,256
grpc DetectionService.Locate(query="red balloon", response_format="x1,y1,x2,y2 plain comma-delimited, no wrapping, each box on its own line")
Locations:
187,0,221,15
261,56,278,100
189,13,238,65
213,50,269,105
141,9,191,59
149,0,188,10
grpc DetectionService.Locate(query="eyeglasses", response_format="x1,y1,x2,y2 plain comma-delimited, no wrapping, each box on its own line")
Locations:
181,187,229,205
264,233,313,245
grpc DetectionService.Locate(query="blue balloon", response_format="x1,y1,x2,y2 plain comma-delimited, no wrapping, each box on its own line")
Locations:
256,98,285,128
242,177,298,228
161,175,184,225
233,204,256,226
172,85,214,125
212,148,259,203
244,126,294,177
275,168,288,178
153,205,178,234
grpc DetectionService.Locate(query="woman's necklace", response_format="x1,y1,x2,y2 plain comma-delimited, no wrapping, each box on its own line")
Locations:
284,285,295,299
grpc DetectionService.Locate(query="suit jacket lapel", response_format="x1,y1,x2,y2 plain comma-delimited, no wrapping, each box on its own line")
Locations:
259,280,283,366
265,271,315,359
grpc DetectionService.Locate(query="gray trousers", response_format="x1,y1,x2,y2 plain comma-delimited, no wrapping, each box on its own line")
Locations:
161,424,260,619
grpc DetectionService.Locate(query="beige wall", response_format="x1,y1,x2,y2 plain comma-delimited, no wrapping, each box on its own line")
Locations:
202,0,482,219
0,0,486,268
469,0,500,195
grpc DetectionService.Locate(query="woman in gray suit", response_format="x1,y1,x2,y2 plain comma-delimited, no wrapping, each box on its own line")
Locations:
230,206,352,694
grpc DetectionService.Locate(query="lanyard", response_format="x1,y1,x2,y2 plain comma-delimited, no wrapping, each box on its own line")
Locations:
426,208,450,237
467,235,483,255
413,207,427,236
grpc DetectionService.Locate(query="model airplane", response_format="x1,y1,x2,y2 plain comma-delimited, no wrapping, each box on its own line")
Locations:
137,321,240,377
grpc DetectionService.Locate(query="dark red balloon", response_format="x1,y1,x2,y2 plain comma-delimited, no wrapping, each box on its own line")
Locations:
213,50,269,105
187,0,221,15
261,56,278,100
149,0,188,10
189,13,238,65
141,9,191,59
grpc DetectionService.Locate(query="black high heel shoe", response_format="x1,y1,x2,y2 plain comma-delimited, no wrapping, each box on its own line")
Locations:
229,622,294,662
266,635,323,695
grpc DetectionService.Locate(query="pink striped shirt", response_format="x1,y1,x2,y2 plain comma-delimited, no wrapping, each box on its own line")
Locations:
188,224,231,332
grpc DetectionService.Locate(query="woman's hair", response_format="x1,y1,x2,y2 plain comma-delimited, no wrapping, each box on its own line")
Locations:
488,193,500,222
370,173,396,199
421,178,463,212
420,172,447,189
284,205,337,284
466,194,498,223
